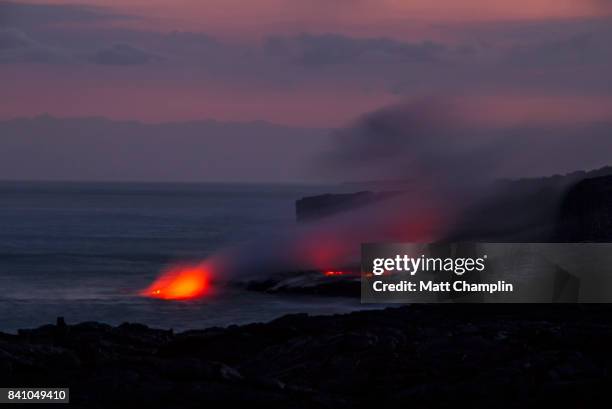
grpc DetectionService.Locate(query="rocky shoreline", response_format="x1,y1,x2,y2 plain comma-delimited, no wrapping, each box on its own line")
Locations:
2,305,612,408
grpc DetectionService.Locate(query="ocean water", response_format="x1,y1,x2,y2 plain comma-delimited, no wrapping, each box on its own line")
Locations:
0,182,369,333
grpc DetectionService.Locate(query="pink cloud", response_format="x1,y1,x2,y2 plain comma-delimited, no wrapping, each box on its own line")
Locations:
29,0,612,41
0,63,398,127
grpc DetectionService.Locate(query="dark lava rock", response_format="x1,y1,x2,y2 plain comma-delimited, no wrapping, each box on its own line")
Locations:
244,270,360,297
2,305,612,408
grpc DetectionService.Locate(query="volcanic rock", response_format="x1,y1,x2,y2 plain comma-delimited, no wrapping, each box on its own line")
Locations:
2,305,612,408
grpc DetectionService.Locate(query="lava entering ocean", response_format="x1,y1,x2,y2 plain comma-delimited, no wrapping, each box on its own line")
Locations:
324,270,346,277
141,263,211,300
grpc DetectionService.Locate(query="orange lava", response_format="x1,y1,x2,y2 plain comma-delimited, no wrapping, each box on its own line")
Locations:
324,270,345,277
141,264,210,300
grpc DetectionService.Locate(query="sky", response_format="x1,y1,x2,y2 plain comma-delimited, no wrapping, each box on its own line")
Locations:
1,0,612,181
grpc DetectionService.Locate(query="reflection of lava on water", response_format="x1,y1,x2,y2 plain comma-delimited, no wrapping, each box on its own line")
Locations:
141,263,211,300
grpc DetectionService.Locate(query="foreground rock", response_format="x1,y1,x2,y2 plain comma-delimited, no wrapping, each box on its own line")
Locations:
2,305,612,408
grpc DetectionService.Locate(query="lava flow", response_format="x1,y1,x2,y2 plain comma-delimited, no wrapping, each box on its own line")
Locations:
141,263,211,300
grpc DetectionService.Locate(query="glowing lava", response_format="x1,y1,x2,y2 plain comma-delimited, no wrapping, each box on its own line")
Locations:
324,270,345,277
141,263,210,300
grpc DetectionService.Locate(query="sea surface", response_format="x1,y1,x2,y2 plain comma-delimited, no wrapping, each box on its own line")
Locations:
0,181,372,333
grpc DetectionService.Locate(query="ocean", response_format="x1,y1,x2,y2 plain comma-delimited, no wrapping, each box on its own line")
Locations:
0,181,369,333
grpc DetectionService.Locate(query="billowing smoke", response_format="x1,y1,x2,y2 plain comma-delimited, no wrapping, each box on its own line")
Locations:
323,97,612,186
142,97,612,297
142,180,455,299
321,97,612,242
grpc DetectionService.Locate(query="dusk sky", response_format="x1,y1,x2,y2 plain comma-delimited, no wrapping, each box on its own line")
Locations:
1,0,612,182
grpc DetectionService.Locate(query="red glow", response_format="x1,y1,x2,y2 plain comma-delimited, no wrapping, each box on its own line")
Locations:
141,263,210,300
297,235,354,270
324,270,345,277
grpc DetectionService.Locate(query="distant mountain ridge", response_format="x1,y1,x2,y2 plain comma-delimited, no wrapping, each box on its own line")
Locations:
0,115,331,183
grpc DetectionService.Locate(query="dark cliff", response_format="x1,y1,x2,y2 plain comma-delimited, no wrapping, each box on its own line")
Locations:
296,191,401,221
556,175,612,242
